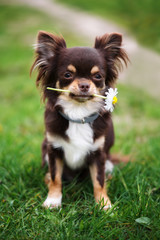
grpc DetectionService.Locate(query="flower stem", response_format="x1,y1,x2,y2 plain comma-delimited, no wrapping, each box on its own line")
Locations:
93,94,107,99
47,87,107,99
47,87,70,93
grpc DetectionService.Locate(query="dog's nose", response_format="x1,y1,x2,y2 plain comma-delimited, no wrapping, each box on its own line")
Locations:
78,82,90,93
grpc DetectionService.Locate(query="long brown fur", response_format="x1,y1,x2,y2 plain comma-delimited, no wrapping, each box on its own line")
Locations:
31,31,129,209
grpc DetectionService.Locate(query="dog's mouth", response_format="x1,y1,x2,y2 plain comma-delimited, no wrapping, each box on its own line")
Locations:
70,93,93,102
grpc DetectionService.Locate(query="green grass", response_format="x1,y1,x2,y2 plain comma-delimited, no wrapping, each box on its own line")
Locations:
0,4,160,240
57,0,160,53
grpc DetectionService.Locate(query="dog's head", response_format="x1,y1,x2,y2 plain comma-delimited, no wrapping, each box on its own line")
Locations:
31,31,128,109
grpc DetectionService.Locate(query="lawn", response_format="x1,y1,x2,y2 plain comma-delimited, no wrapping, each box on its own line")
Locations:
57,0,160,54
0,4,160,240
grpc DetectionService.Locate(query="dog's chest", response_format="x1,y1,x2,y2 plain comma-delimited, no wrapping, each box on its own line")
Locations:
51,122,101,170
65,123,93,169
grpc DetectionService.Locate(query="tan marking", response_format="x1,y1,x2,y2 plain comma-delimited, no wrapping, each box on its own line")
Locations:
94,136,105,150
91,66,100,75
47,158,63,199
89,163,111,210
46,132,55,143
68,79,80,95
56,81,60,89
44,172,51,185
67,64,76,73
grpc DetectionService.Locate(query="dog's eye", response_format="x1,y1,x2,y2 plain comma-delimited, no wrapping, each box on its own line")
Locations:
64,72,72,79
94,73,102,80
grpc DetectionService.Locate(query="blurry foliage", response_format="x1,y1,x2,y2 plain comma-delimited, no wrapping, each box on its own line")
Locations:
57,0,160,53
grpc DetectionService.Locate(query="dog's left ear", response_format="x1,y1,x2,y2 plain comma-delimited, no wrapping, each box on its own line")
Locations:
94,33,129,84
31,31,66,87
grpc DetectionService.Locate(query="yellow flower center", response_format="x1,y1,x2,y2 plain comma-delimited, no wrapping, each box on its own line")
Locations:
112,96,118,104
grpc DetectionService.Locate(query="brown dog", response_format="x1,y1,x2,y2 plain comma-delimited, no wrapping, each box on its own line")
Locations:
31,31,128,210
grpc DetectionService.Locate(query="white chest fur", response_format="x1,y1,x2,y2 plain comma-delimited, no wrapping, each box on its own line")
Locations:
47,123,104,170
65,122,94,169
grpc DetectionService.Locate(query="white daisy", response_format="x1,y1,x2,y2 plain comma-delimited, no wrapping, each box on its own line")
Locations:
104,88,118,112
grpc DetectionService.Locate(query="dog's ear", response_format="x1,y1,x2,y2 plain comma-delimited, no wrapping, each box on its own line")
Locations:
31,31,66,87
94,33,129,84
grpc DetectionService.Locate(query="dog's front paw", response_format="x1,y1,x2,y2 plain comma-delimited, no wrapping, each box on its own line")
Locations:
97,195,112,211
102,199,112,210
42,195,62,209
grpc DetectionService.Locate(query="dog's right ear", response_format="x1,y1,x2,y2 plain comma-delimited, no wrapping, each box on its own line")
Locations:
31,31,66,87
94,33,129,84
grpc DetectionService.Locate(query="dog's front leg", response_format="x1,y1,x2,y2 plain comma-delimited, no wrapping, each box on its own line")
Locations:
43,146,63,209
89,151,111,210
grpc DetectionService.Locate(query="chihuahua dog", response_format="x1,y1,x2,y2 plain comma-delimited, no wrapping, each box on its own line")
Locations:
31,31,128,210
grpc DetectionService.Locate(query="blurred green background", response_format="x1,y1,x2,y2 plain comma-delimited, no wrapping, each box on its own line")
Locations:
58,0,160,53
0,1,160,239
